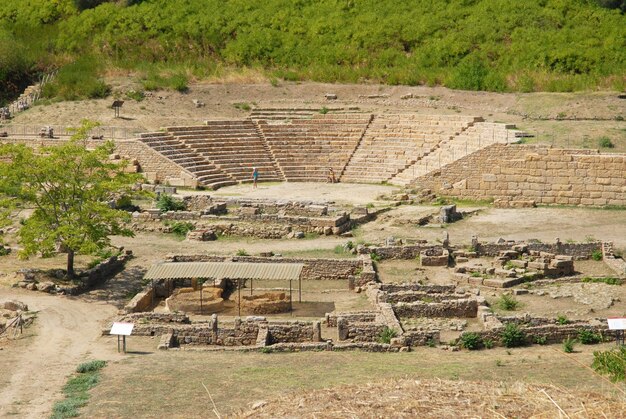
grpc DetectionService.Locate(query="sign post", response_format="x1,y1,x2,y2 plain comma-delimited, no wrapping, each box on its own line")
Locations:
607,317,626,346
110,322,134,353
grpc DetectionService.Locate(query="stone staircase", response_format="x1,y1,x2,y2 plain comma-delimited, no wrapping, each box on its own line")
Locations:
341,114,479,183
257,114,372,182
250,107,345,121
390,122,518,185
139,132,236,189
168,121,283,183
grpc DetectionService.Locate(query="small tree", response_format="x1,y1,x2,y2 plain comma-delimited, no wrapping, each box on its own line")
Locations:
0,120,142,278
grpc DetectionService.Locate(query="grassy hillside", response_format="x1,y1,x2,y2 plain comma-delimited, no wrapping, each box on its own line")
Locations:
1,0,625,103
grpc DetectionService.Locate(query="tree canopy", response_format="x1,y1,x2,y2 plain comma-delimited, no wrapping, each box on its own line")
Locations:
0,0,625,101
0,121,141,277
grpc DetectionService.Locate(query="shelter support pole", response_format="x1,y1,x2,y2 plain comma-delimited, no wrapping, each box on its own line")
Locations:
289,279,293,312
238,280,241,317
299,276,302,303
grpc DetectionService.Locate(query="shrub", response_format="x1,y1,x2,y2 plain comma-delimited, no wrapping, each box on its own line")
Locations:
533,335,548,345
42,56,111,101
233,102,251,111
333,245,345,254
598,136,615,148
592,346,626,382
501,323,526,348
470,271,482,278
578,329,602,345
497,294,520,311
125,89,144,101
156,194,186,212
76,360,106,374
370,251,381,262
319,106,329,114
169,221,194,237
236,249,249,256
556,315,569,325
377,327,397,344
484,339,494,349
562,337,576,353
459,332,484,350
591,250,603,261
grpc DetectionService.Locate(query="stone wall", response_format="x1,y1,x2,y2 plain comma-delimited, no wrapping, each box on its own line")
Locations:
417,144,626,207
0,137,191,185
476,239,602,259
340,320,386,342
401,330,440,346
125,288,154,313
602,242,626,275
267,321,321,344
393,299,478,318
325,311,378,327
459,322,613,347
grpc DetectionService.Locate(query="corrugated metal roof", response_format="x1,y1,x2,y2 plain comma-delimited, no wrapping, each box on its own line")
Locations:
144,262,304,281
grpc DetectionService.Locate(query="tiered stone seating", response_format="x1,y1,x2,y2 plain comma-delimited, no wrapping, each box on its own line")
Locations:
341,114,480,183
257,114,372,182
139,132,236,189
250,108,341,121
166,121,283,182
390,122,518,185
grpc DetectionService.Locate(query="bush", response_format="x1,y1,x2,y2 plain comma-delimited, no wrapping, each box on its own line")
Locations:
592,346,626,382
591,250,603,261
156,194,186,212
562,337,576,353
236,249,249,256
484,339,494,349
377,326,397,344
169,221,194,237
501,323,526,348
76,360,106,374
497,294,520,311
578,329,602,345
42,57,111,101
370,251,381,262
459,332,484,350
556,315,569,325
533,335,548,345
598,136,615,148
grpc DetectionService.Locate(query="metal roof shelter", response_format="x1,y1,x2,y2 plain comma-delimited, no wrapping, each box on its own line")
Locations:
144,262,304,281
144,262,305,316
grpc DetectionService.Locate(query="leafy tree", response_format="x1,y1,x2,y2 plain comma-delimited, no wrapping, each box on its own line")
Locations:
0,120,141,278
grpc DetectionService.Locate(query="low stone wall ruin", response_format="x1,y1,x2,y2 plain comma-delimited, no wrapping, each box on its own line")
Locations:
393,299,479,319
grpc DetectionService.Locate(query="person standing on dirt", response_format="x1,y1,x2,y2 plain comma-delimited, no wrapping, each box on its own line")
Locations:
252,167,259,188
327,167,336,183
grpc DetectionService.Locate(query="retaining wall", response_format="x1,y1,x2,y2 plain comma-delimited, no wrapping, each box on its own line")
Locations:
417,144,626,207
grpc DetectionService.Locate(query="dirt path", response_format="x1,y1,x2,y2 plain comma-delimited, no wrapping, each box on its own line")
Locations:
0,288,121,418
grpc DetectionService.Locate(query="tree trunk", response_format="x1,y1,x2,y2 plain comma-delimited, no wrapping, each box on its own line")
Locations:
67,249,75,278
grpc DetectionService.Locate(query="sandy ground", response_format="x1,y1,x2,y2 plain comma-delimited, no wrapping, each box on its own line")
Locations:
0,288,122,418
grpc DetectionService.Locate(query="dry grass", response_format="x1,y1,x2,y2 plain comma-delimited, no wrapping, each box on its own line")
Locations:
236,378,626,418
81,342,626,418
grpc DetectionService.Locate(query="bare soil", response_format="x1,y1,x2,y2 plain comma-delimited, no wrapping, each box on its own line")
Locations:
6,81,625,151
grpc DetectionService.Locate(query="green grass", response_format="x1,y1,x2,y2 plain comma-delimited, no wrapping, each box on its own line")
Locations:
581,276,623,285
51,360,107,419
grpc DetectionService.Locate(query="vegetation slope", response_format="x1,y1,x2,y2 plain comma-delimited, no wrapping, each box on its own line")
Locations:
1,0,625,104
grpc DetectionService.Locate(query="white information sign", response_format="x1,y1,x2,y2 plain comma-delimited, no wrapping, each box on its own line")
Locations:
110,322,134,336
607,318,626,330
